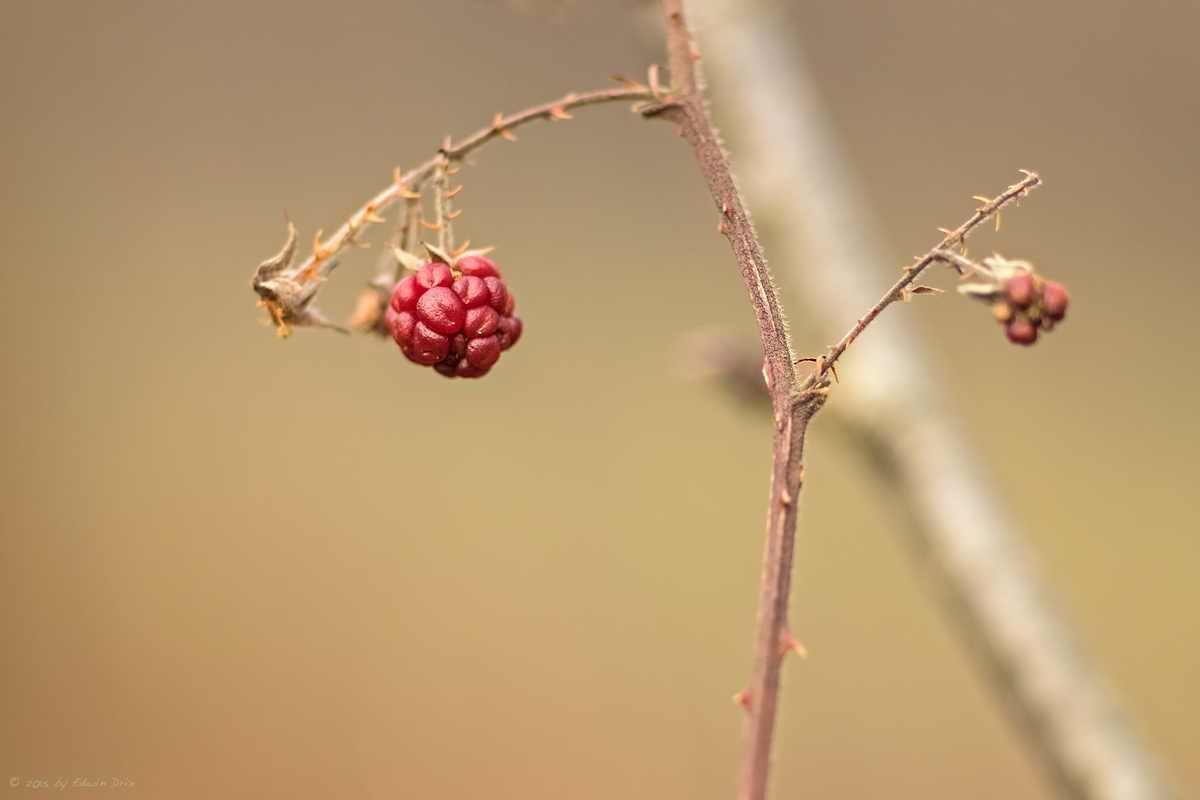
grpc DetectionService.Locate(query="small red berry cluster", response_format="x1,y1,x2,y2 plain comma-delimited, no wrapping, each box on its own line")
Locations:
385,255,522,378
993,273,1069,346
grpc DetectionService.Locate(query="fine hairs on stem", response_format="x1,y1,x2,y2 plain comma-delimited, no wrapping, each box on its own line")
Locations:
248,2,1070,798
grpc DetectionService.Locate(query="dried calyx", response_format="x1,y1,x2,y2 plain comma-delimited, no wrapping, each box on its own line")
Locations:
957,255,1070,346
251,220,348,338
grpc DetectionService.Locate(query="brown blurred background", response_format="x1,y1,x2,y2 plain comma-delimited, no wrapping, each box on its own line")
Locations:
1,1,1196,798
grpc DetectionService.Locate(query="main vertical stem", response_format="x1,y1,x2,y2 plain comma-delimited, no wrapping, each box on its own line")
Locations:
649,3,826,798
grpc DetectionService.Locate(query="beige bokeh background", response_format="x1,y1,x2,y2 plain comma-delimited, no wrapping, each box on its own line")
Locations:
1,1,1196,798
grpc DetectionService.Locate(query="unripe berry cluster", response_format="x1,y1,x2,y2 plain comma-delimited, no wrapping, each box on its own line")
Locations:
385,255,522,378
992,273,1069,346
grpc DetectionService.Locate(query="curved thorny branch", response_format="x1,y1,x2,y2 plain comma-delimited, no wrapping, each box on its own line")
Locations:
807,171,1040,384
251,84,653,337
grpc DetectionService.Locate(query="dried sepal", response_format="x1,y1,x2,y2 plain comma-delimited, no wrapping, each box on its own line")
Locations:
422,241,454,265
391,245,426,274
251,221,348,338
956,255,1035,303
253,218,297,284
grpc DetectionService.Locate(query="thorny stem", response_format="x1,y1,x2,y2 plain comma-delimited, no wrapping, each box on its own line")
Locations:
646,3,824,800
809,171,1041,384
402,196,421,257
432,158,451,253
375,194,421,288
287,86,653,283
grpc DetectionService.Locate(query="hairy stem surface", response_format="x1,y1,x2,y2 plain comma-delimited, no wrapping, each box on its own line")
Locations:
648,3,824,799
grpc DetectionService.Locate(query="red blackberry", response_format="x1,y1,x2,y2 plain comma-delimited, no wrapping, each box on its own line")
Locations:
385,257,522,378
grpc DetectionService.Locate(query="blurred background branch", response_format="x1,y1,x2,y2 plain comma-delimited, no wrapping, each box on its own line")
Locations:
684,1,1178,799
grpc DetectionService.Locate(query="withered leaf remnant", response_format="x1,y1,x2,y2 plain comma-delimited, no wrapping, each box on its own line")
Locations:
252,220,348,338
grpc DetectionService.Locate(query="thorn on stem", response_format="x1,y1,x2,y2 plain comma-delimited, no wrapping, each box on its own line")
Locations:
733,690,752,709
779,628,808,659
491,113,517,141
295,231,331,283
611,74,646,91
648,64,662,97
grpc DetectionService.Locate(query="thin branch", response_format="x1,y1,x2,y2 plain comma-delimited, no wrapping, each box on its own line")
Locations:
647,4,825,800
431,156,451,252
809,171,1040,384
685,1,1178,799
285,85,654,284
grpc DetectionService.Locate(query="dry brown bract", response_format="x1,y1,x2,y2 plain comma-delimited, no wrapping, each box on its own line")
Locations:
252,220,348,338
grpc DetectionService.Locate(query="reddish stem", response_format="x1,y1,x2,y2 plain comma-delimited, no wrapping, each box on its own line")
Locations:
647,4,825,799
